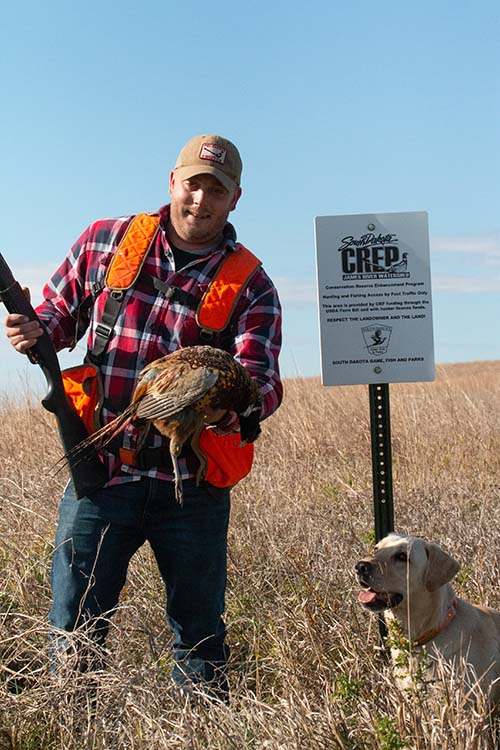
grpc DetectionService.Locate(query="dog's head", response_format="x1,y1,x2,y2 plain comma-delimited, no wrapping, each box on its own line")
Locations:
355,532,460,613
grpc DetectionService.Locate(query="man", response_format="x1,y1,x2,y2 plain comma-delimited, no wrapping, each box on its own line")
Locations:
4,134,282,698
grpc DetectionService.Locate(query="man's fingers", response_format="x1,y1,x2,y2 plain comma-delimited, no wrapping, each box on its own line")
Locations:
6,318,43,337
5,313,29,327
5,315,43,354
3,287,41,355
10,335,39,353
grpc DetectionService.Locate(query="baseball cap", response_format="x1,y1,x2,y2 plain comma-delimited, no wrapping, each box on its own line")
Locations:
174,134,242,192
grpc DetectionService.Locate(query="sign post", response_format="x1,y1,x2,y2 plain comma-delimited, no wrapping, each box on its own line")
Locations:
369,381,394,642
315,211,435,641
369,382,394,541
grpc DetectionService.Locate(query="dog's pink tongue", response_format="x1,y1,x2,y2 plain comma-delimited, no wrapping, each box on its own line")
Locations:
358,590,378,604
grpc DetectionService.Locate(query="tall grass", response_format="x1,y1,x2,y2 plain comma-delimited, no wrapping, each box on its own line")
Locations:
0,361,499,748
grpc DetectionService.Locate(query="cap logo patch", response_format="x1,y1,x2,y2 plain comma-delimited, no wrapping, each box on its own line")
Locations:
199,143,227,165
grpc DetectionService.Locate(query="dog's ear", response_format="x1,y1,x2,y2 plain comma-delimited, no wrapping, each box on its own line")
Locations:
423,541,460,591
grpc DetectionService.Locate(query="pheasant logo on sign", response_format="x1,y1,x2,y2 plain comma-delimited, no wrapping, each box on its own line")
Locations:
362,325,393,355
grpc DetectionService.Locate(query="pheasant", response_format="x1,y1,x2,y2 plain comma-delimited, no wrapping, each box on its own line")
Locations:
67,346,262,502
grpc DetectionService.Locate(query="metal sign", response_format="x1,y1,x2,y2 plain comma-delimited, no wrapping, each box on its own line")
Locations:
315,211,435,386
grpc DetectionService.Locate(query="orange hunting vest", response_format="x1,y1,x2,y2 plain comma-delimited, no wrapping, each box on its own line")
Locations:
62,212,261,488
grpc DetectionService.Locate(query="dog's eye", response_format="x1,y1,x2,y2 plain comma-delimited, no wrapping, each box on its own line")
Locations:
394,551,408,562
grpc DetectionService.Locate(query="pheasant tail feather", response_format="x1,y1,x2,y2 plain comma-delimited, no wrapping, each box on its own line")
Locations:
65,403,136,461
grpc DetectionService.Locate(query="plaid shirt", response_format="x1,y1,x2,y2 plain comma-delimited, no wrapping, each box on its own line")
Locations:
36,205,282,486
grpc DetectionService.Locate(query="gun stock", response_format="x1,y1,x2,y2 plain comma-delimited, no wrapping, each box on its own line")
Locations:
0,253,108,498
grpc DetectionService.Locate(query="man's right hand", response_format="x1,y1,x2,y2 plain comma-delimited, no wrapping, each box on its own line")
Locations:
4,287,44,354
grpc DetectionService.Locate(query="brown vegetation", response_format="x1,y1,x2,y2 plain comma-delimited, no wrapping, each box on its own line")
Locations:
0,361,499,748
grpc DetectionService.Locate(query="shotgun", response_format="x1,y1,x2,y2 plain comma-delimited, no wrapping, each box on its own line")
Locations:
0,252,108,498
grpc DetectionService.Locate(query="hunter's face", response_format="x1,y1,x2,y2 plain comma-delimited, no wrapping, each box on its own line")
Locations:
168,172,241,249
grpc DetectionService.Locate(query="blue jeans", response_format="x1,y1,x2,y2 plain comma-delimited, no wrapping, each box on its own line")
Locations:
49,477,231,694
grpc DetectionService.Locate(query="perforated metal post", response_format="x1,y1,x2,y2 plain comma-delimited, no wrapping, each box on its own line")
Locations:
369,383,394,541
369,383,395,645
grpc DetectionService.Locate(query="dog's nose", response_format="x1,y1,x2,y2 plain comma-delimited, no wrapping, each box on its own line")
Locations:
355,560,373,575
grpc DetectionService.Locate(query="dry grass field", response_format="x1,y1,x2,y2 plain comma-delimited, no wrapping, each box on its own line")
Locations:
0,360,499,749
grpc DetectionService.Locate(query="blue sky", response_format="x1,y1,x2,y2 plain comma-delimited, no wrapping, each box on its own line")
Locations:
1,0,499,395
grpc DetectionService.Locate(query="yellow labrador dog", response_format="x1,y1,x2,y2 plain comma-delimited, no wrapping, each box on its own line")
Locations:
355,532,500,707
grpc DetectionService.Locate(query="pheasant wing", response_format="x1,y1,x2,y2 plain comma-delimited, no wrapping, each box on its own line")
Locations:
134,363,218,421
